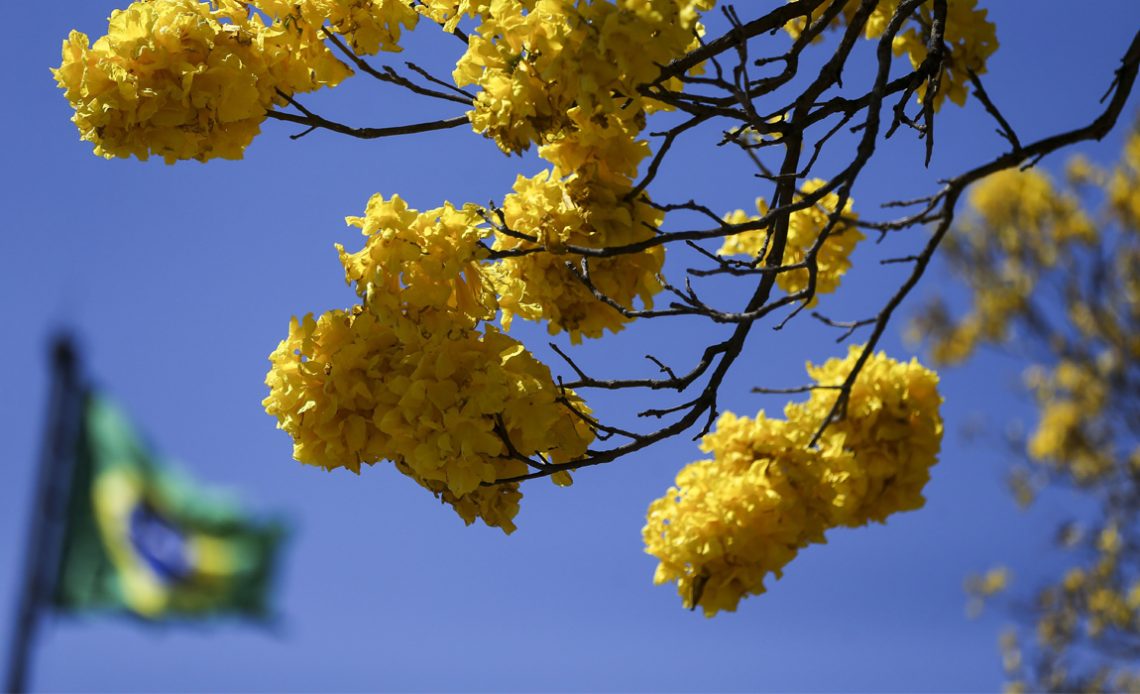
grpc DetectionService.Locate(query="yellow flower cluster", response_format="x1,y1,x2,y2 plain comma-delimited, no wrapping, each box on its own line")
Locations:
431,0,704,343
264,195,592,532
254,0,419,56
794,347,944,524
1024,359,1113,483
490,169,665,342
965,566,1011,618
785,0,998,109
718,179,863,305
444,2,709,344
644,346,943,615
53,0,419,163
339,194,498,329
453,0,713,155
53,0,332,162
643,412,831,616
487,91,669,342
892,0,997,108
414,1,487,32
970,168,1097,250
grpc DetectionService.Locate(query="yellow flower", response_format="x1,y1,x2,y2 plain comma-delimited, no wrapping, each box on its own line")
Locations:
790,346,944,525
53,0,352,163
265,194,595,532
892,0,998,109
645,346,942,615
718,179,863,305
252,0,419,56
490,170,665,342
454,0,712,155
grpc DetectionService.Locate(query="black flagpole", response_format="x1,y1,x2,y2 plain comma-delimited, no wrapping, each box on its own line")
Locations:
5,334,83,694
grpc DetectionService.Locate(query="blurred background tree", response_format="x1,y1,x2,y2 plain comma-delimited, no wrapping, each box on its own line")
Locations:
917,121,1140,692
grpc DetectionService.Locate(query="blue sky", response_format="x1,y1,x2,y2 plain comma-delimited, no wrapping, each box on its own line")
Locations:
3,2,1139,691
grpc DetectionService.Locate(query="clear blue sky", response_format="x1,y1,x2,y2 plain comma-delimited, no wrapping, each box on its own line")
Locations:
3,2,1139,691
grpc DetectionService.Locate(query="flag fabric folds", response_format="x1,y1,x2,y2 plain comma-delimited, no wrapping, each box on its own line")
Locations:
52,393,286,620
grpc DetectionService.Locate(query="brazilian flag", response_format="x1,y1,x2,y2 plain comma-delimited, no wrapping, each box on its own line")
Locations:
52,393,286,620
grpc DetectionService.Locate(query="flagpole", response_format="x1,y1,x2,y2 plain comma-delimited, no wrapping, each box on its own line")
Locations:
5,335,83,694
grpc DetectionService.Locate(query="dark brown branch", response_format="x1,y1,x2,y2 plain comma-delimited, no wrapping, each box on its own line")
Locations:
321,29,473,106
652,0,830,84
968,69,1022,152
266,108,468,140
